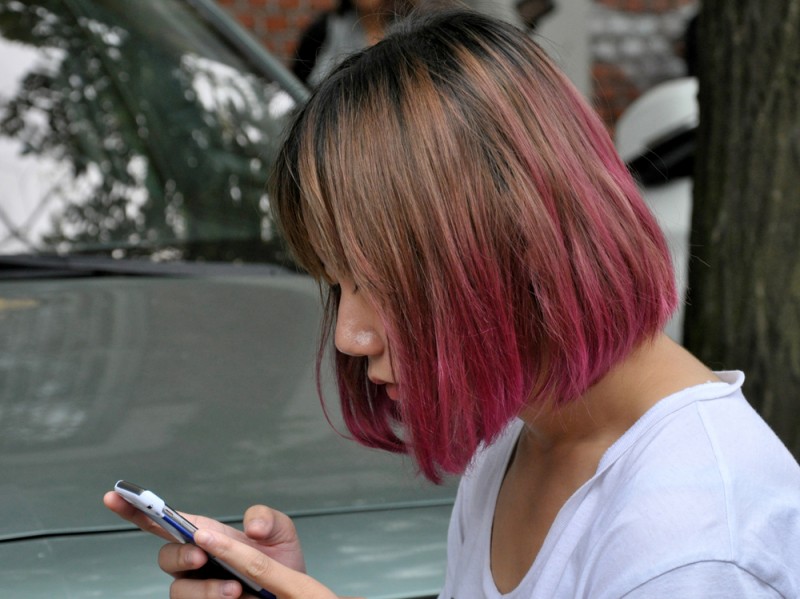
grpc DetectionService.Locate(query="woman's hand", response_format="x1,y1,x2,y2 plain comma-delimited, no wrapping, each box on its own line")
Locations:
103,491,324,597
184,527,345,598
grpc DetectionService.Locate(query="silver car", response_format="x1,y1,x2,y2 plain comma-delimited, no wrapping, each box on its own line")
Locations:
0,1,456,596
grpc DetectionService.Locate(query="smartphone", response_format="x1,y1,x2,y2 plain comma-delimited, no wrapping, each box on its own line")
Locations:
114,480,277,599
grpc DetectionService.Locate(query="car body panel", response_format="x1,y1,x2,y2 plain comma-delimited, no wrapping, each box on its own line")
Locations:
0,275,455,539
0,274,455,596
0,505,450,598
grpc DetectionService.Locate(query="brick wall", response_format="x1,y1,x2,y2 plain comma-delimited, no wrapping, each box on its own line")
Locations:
218,0,698,127
591,0,697,127
216,0,335,63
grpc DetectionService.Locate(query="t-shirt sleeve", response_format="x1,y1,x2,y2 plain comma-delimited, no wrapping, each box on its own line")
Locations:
620,561,784,598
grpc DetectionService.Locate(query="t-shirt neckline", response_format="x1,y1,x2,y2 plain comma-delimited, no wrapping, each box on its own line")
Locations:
483,370,745,597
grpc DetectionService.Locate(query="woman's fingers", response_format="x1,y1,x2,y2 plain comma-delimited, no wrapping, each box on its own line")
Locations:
243,505,306,573
103,491,175,542
194,529,339,599
242,505,282,541
158,542,208,575
105,491,317,597
168,577,243,599
104,490,247,543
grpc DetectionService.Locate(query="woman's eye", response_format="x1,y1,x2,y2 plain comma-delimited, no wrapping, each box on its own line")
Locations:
324,274,357,294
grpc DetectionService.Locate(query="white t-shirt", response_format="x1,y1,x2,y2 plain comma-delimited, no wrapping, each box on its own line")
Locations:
439,371,800,598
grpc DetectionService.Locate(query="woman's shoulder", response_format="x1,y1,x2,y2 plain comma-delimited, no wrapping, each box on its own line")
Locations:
573,377,800,595
598,372,800,528
602,371,797,480
622,373,799,495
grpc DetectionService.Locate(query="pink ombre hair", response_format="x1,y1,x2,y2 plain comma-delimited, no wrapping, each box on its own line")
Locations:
271,9,677,482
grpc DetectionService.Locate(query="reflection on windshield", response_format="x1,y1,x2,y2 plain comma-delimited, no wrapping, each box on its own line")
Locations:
0,0,296,265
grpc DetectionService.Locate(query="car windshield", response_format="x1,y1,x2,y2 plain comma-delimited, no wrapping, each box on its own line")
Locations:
0,0,299,266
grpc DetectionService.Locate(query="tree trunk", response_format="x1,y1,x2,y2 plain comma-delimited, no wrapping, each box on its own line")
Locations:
684,1,800,458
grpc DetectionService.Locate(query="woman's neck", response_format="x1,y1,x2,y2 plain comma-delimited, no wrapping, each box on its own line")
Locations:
517,333,720,454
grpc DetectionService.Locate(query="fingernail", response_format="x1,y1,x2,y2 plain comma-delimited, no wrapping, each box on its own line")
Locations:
195,529,214,546
222,581,239,597
248,519,267,534
186,547,203,568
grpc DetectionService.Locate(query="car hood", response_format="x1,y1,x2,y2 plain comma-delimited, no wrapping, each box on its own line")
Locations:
0,273,455,541
0,505,453,598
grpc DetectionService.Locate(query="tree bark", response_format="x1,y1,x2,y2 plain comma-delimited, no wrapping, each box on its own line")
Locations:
684,1,800,457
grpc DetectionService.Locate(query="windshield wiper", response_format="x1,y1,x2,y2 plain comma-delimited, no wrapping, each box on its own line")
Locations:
0,254,291,280
0,254,150,279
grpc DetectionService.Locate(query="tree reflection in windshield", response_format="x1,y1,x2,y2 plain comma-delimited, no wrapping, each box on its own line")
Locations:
0,0,296,265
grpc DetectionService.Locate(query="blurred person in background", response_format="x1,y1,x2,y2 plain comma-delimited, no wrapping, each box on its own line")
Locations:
514,0,553,30
292,0,414,86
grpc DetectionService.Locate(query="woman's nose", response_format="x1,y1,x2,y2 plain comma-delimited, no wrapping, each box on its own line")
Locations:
334,291,384,357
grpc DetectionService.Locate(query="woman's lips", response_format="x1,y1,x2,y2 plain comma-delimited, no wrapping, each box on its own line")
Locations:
385,383,400,401
369,375,399,401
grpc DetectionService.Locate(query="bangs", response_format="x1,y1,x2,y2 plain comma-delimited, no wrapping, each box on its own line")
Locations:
270,108,326,279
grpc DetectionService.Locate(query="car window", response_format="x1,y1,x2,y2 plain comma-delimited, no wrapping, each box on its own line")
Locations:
0,0,298,266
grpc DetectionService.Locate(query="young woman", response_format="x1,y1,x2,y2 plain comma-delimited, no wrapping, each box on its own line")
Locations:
106,9,800,598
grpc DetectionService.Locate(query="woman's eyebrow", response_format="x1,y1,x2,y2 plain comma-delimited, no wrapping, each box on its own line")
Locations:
320,263,340,286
